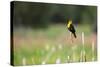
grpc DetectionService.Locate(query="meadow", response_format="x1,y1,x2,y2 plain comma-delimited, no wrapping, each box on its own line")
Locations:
13,24,97,66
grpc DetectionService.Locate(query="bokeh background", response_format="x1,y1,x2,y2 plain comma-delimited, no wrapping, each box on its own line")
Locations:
11,1,97,66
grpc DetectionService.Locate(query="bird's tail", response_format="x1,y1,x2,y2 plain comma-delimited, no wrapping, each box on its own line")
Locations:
73,32,77,38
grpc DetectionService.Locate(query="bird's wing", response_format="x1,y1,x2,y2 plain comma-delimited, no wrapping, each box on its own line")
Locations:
71,24,76,32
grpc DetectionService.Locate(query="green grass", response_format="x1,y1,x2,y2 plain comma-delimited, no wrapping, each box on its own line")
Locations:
13,24,97,66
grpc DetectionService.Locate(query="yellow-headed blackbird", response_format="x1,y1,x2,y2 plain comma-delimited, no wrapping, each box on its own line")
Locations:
67,20,77,38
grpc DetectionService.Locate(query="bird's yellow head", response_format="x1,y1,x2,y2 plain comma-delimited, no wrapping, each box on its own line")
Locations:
67,20,72,28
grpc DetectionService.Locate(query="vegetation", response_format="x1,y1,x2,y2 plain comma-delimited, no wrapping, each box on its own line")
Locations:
13,24,97,66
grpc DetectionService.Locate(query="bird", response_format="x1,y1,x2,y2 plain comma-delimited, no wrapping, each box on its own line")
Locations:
67,20,77,38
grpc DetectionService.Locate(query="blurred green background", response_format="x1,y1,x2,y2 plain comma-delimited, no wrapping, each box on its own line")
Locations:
12,1,97,29
11,1,97,66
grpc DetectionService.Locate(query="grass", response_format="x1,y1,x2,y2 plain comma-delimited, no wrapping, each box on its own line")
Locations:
13,24,97,66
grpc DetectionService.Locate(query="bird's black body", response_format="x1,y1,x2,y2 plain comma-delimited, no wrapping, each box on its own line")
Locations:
68,24,76,38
